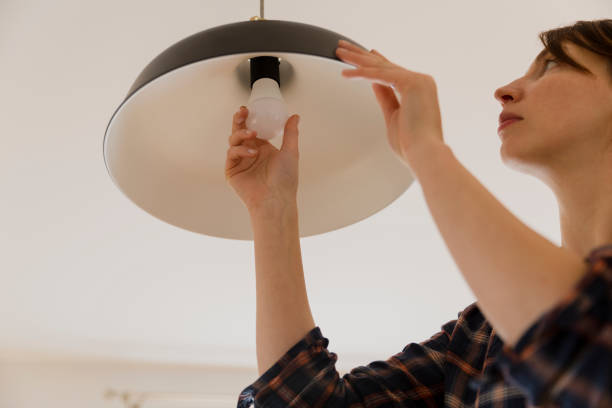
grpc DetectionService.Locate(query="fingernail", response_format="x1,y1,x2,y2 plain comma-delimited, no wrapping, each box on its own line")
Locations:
248,148,257,154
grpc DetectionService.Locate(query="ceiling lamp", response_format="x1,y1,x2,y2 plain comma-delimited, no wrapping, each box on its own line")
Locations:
103,1,415,240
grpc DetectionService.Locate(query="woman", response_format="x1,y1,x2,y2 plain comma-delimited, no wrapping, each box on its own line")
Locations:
226,19,612,408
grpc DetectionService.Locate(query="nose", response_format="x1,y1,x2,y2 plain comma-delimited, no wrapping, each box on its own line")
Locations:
494,81,522,105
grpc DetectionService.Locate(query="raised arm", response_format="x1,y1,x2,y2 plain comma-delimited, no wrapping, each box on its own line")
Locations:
224,105,315,377
249,200,316,376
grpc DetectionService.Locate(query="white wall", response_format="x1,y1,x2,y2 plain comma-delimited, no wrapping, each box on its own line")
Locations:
0,359,257,408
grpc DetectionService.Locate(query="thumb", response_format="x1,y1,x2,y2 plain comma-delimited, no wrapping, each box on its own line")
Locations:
372,83,399,128
280,114,300,156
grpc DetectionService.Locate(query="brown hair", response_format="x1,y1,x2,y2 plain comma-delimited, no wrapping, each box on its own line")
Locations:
538,19,612,80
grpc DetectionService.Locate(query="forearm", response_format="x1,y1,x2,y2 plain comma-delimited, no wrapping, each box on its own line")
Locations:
249,201,316,376
407,142,585,346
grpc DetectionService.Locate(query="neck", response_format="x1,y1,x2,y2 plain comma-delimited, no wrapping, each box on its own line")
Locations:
552,161,612,258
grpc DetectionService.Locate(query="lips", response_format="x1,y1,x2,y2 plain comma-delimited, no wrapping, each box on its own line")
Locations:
499,112,523,125
497,111,523,136
498,118,522,132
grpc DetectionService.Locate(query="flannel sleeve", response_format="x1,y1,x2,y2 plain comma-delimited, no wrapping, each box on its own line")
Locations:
494,244,612,407
237,320,457,408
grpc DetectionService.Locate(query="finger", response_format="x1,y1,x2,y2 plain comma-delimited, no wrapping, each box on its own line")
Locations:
342,66,399,89
231,106,249,133
225,145,258,173
336,47,380,68
337,39,369,54
370,49,391,63
280,114,300,157
371,83,399,127
229,128,257,147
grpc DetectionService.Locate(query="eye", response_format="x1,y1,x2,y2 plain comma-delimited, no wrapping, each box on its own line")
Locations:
542,58,559,72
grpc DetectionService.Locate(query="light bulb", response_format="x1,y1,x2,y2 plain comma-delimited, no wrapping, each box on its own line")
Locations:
245,78,289,140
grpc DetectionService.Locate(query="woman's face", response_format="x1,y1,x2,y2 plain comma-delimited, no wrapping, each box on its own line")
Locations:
493,41,612,180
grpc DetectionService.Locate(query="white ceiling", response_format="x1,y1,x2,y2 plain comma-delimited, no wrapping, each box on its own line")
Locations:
1,0,610,373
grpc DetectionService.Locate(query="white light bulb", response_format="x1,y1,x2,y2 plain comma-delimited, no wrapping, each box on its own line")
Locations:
245,78,289,141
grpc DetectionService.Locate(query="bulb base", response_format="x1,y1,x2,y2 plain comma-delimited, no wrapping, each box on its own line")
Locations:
249,56,280,89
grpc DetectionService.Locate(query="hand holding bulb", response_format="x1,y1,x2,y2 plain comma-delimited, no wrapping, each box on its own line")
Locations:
225,104,301,213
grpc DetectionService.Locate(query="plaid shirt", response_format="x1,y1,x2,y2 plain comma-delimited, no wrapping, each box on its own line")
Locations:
237,244,612,407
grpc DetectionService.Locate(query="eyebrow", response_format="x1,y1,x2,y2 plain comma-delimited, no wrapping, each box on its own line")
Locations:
525,49,550,75
534,49,550,65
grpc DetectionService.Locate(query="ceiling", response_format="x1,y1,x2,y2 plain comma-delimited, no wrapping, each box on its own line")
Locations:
1,0,610,373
